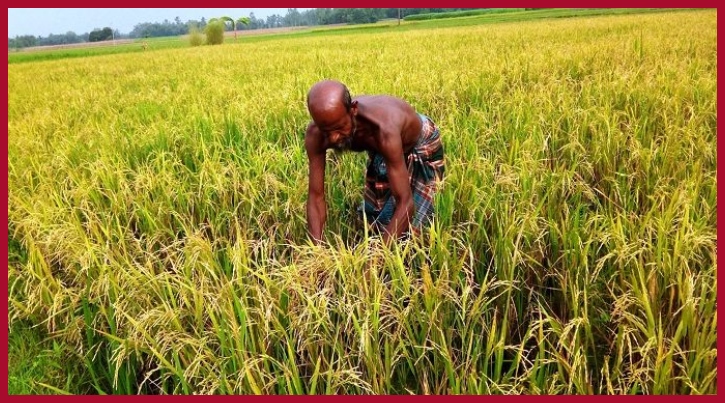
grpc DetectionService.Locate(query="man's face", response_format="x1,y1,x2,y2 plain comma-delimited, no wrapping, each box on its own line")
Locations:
318,109,356,150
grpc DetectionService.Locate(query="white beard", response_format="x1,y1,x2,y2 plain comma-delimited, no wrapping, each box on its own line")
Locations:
332,136,353,151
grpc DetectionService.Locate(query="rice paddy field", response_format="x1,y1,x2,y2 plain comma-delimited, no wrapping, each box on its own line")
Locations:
7,9,717,394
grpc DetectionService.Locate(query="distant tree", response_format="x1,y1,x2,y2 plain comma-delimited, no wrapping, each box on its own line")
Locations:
313,8,331,25
88,27,113,42
266,14,283,28
204,20,225,45
219,16,234,34
39,33,62,46
102,27,113,40
284,8,301,27
8,35,38,49
299,9,317,26
188,25,203,46
66,31,80,42
235,17,250,39
245,12,261,30
347,8,379,24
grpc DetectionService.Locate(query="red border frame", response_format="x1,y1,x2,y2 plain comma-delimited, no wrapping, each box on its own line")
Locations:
3,1,720,399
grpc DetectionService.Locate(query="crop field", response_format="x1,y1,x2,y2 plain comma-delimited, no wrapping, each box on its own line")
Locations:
7,9,717,394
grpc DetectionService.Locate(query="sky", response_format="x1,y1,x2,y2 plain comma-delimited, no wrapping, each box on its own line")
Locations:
8,8,313,37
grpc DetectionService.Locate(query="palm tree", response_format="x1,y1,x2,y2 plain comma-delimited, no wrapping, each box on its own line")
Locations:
209,16,251,42
219,16,235,38
235,17,251,40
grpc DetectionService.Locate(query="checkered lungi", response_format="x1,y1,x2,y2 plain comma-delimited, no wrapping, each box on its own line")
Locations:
359,113,445,233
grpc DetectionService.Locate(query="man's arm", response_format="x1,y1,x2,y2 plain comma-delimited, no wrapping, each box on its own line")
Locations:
378,132,414,244
305,125,327,244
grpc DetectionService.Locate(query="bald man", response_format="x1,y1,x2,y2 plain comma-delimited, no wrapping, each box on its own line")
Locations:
304,80,445,244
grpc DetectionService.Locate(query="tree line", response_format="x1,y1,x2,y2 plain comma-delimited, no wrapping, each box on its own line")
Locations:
8,27,121,49
9,8,480,49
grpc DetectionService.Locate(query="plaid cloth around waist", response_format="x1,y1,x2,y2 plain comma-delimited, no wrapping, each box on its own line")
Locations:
363,113,445,229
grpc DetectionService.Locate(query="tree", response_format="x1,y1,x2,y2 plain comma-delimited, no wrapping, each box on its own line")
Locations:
348,9,378,24
101,27,112,41
204,20,224,45
235,17,251,38
209,16,250,41
284,8,301,27
88,27,113,42
65,31,80,43
219,16,234,35
246,12,261,30
188,25,203,46
8,35,37,49
266,14,282,28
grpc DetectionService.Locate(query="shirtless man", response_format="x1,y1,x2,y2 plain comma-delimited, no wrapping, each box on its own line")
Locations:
304,80,445,244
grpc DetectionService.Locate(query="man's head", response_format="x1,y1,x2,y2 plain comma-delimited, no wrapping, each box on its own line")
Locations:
306,80,358,149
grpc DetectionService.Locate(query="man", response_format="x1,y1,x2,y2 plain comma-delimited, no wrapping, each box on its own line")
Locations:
304,80,445,244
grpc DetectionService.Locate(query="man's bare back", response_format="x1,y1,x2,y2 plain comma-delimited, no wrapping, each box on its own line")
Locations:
306,95,421,154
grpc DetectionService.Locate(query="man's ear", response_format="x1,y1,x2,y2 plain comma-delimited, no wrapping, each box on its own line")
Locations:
350,100,359,114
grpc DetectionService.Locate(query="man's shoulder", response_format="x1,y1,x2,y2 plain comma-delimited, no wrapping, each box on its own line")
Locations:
305,120,318,132
304,123,326,153
356,94,407,106
359,95,414,119
305,122,323,139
